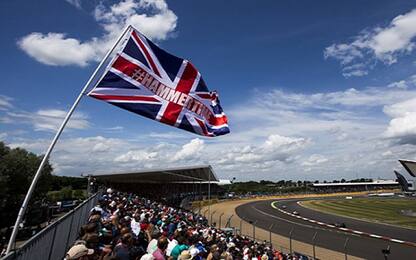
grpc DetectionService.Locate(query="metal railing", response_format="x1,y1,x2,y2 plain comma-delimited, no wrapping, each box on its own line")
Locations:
204,210,315,259
2,192,100,260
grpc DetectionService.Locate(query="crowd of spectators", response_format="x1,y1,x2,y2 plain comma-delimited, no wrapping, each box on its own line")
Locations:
64,188,309,260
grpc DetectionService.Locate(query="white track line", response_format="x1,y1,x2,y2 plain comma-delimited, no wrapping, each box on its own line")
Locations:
270,201,416,247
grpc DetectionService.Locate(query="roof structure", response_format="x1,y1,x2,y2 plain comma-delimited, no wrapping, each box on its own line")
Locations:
83,165,219,184
399,159,416,177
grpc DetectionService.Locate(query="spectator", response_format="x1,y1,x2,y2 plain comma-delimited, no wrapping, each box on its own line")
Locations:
171,236,189,260
64,244,94,260
153,236,168,260
114,233,133,260
72,188,304,260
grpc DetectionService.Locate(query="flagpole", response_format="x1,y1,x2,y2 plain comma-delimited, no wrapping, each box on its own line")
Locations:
6,25,132,255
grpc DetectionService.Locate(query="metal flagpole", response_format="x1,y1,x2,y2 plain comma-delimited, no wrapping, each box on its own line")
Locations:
6,25,132,254
208,171,211,225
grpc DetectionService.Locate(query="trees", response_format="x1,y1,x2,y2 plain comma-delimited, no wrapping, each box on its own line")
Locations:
0,142,53,230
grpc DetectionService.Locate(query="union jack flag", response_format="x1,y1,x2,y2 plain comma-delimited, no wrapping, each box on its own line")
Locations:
88,27,230,137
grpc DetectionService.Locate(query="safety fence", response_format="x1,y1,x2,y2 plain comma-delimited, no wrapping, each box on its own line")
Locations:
199,208,324,260
2,192,100,260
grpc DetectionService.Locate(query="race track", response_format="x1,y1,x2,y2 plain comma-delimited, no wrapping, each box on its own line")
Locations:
235,197,416,260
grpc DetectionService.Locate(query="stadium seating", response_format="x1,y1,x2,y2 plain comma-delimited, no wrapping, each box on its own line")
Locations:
65,188,308,260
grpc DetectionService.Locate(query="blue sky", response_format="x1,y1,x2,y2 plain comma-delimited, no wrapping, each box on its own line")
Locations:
2,0,416,181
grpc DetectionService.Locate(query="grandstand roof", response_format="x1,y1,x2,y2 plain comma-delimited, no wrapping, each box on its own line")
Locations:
312,180,398,187
83,165,219,184
399,159,416,177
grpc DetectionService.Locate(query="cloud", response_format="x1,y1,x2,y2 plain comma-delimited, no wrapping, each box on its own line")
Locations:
324,9,416,77
224,76,416,179
0,95,13,110
383,97,416,144
18,0,177,66
6,109,90,132
0,95,91,132
301,154,328,166
172,138,205,161
104,126,124,132
18,33,97,67
5,74,416,180
94,0,177,41
7,136,205,175
216,134,309,168
0,133,7,140
65,0,82,9
115,150,159,163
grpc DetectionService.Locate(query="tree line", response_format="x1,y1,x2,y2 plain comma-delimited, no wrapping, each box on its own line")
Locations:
0,142,86,231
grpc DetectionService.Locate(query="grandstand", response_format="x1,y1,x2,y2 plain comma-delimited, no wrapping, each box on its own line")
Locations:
311,179,400,192
84,165,224,207
1,165,229,260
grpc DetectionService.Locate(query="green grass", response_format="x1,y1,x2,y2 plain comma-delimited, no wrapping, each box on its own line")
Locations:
300,198,416,229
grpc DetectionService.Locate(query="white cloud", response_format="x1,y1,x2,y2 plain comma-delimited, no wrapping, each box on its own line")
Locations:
382,150,393,157
104,126,124,132
5,74,416,180
95,0,177,41
0,95,13,110
388,80,408,89
65,0,82,9
35,109,90,131
301,154,328,166
216,134,309,167
18,0,177,66
115,150,159,162
383,97,416,144
0,95,91,132
172,138,204,161
6,136,204,176
324,9,416,77
18,33,97,67
6,109,90,132
0,133,7,140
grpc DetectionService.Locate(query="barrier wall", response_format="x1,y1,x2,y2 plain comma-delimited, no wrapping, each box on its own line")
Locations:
2,192,100,260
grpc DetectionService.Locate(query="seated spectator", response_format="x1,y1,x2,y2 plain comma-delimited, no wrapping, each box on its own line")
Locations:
178,250,193,260
153,236,168,260
171,236,189,260
114,233,133,260
65,244,94,260
73,188,305,260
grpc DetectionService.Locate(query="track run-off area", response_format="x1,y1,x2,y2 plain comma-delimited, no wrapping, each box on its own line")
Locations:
235,196,416,260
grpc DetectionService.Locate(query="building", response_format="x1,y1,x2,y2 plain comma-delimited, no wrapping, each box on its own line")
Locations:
311,180,399,192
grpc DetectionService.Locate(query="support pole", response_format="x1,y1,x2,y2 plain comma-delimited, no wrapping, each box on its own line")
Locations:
253,220,256,240
6,25,132,254
289,227,294,255
198,181,201,215
226,214,234,228
208,172,211,226
344,237,349,260
312,231,318,260
219,213,224,228
210,211,216,226
269,224,274,247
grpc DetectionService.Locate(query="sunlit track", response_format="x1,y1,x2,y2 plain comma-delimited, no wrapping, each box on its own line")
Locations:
270,201,416,247
236,197,416,260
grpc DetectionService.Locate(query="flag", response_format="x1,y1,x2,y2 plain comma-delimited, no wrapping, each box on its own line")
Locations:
88,27,230,137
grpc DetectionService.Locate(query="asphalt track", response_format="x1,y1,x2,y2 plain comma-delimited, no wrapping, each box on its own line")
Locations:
236,197,416,260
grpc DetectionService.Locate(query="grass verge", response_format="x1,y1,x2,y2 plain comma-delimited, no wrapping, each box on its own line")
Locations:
300,197,416,229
